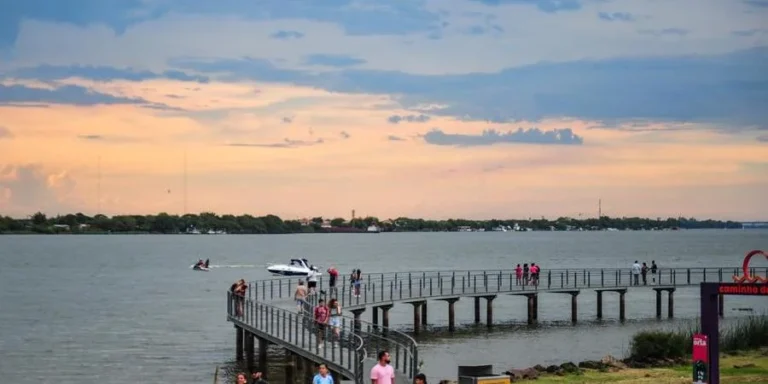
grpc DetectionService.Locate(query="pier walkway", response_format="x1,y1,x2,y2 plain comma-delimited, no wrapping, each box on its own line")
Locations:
228,266,764,383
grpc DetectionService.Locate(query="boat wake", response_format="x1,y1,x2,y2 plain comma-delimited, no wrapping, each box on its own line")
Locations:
207,264,258,269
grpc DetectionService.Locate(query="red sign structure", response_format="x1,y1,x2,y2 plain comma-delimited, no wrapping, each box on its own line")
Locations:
732,250,768,283
692,334,708,384
700,249,767,384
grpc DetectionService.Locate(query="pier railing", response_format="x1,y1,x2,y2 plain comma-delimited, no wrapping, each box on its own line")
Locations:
247,267,766,308
228,292,366,380
298,299,419,378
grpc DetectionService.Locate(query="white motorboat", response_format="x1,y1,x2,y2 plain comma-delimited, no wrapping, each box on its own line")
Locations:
266,258,316,276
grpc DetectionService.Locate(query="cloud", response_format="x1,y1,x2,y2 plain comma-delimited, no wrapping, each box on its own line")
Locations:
0,0,441,51
303,54,366,67
0,164,76,215
731,29,767,37
269,30,305,40
77,134,141,143
757,134,768,142
638,28,689,37
387,114,431,124
340,131,350,139
174,47,768,129
423,127,584,147
0,83,158,106
469,0,582,13
9,65,209,83
598,12,635,22
0,126,13,139
743,0,768,9
387,135,405,141
226,138,325,149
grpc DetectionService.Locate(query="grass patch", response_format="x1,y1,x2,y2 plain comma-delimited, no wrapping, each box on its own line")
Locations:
534,351,768,383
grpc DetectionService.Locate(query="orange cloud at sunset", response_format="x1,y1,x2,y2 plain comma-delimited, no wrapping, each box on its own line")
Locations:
1,76,766,221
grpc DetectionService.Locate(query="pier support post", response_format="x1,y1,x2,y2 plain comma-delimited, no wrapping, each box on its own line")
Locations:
484,295,496,327
372,306,379,328
351,309,365,333
596,291,603,319
474,297,481,324
570,292,579,323
284,352,295,384
619,291,626,322
441,298,460,332
668,289,675,318
245,331,254,369
526,295,535,324
379,305,394,329
533,294,539,321
718,294,724,318
258,336,268,374
421,301,428,325
410,302,423,334
235,325,244,361
656,289,662,319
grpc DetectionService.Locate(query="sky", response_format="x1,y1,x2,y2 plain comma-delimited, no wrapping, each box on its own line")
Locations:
0,0,767,221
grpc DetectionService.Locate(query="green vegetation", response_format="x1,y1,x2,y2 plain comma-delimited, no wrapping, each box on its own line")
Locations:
629,316,768,363
0,211,743,234
534,351,768,383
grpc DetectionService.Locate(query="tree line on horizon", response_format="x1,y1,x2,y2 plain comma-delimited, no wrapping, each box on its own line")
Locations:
0,211,744,234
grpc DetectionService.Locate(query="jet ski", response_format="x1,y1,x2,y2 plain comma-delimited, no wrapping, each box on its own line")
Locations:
266,258,316,276
191,259,211,272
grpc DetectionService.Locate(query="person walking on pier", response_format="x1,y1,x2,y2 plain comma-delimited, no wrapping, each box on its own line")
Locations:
651,260,658,284
370,350,395,384
632,261,641,286
328,298,342,343
327,266,339,297
314,299,330,348
312,363,334,384
295,280,308,312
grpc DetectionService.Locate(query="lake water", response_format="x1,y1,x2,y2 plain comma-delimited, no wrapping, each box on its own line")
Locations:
0,230,767,383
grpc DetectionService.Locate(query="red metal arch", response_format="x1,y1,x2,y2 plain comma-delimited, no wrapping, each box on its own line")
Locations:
733,249,768,283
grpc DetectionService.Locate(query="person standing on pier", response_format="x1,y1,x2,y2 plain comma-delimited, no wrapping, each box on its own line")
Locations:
370,350,395,384
522,263,529,285
327,266,339,297
307,266,320,295
641,262,649,285
530,263,540,286
632,261,641,286
651,261,658,284
515,264,522,286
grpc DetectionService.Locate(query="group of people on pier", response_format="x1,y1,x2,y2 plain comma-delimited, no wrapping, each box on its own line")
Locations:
631,260,659,286
515,263,541,286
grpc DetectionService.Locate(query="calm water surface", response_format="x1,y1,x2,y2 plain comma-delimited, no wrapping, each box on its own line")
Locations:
0,230,766,383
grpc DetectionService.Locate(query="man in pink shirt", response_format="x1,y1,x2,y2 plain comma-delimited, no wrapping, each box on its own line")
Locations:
370,350,395,384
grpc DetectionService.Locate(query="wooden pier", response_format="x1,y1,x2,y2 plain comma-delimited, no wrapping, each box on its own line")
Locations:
228,266,765,383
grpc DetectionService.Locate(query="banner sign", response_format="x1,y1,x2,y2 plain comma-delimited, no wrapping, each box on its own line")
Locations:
692,334,709,384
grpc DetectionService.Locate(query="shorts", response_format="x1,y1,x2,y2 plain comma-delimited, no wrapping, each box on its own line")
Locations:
316,323,327,332
296,299,304,306
329,317,340,328
308,281,317,288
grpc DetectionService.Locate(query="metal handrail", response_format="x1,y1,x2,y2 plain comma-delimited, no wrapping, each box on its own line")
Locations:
248,267,762,308
228,291,367,379
299,299,419,378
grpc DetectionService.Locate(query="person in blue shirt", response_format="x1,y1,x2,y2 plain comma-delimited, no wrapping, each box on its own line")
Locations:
312,363,334,384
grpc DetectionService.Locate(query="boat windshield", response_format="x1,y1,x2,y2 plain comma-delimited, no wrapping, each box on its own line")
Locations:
289,259,304,267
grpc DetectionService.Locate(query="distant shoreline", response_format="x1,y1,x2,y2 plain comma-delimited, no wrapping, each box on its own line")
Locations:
1,212,758,235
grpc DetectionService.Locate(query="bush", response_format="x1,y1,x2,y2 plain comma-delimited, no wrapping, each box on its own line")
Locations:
629,330,689,362
629,315,768,362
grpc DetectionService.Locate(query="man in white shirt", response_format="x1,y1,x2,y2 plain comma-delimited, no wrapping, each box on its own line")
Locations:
307,266,319,295
632,261,641,286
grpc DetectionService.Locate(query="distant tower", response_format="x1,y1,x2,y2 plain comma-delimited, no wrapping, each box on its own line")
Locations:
351,209,356,220
598,198,602,218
